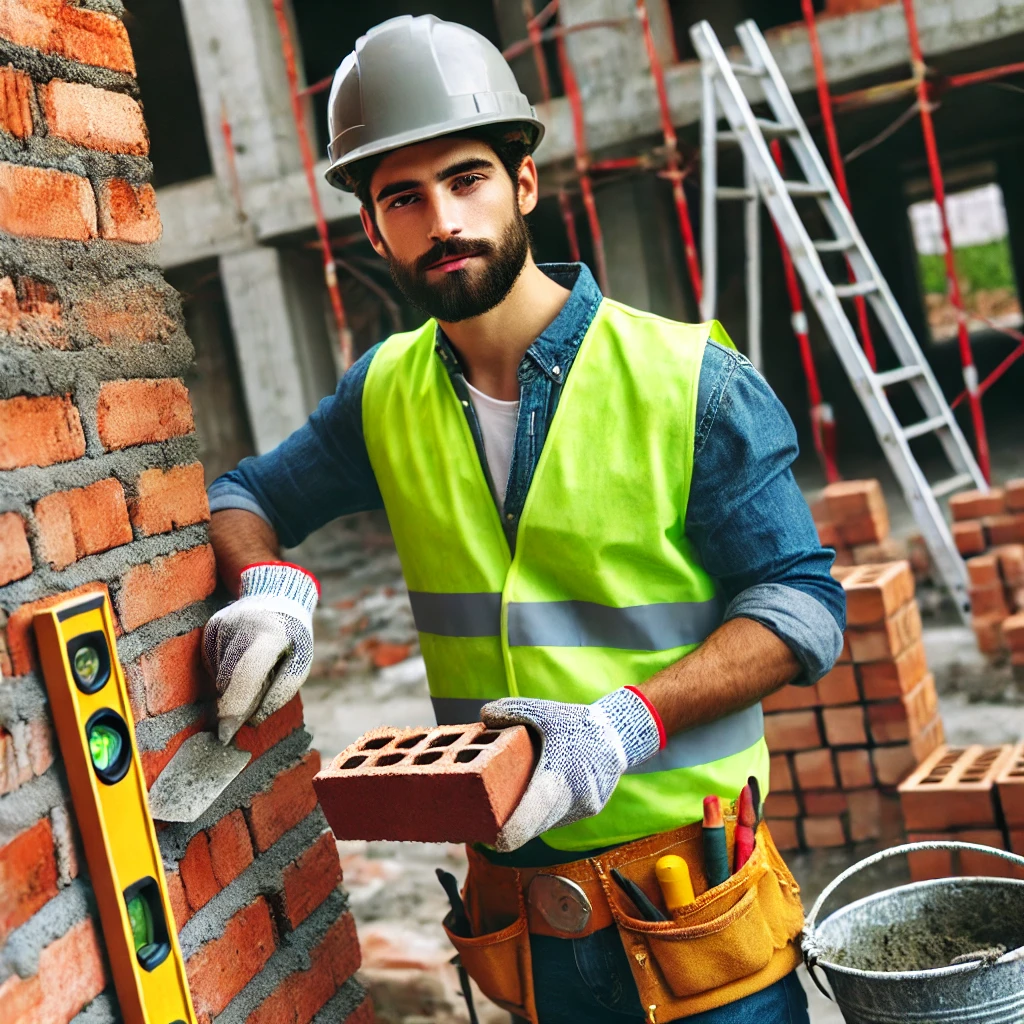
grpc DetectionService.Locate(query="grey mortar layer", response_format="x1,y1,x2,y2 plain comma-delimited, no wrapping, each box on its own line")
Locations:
117,598,217,664
0,765,67,844
0,38,139,99
210,889,353,1024
0,132,153,188
157,727,314,860
177,810,336,956
0,674,50,729
0,877,95,980
133,703,205,752
69,991,120,1024
310,977,368,1024
0,233,163,284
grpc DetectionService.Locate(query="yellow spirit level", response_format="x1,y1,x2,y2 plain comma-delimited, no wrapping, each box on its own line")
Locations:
35,592,197,1024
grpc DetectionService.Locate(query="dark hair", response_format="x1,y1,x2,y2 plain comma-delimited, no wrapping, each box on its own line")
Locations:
348,126,532,217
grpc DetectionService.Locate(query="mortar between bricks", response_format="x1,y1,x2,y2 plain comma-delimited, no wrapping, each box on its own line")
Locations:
314,722,535,844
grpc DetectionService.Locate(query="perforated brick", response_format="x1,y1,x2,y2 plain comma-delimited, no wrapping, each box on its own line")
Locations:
842,561,915,626
898,744,1013,832
995,741,1024,828
314,722,535,844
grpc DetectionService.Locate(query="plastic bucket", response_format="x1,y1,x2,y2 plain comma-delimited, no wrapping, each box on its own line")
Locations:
803,842,1024,1023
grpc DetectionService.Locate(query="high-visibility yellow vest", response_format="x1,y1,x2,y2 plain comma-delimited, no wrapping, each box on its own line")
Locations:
362,298,767,850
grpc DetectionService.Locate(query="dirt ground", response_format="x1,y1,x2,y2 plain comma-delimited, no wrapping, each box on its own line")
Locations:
292,495,1024,1023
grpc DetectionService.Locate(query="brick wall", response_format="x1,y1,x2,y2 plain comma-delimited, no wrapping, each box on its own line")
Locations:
0,4,368,1024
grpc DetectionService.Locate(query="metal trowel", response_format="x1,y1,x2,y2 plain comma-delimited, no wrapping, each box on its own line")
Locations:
147,731,251,822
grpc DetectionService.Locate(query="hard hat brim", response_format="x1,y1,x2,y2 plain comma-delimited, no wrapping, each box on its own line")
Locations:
324,113,546,192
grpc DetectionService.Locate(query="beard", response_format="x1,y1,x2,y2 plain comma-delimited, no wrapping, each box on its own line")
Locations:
385,209,531,323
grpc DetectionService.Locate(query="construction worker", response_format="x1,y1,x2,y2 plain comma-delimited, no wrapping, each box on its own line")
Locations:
204,15,844,1024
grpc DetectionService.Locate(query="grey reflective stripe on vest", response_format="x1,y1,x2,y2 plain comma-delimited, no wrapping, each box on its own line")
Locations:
508,598,722,650
626,702,764,774
408,591,501,637
430,696,764,768
410,592,721,649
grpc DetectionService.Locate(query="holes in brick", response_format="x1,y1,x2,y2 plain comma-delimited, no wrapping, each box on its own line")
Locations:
340,755,367,770
375,753,405,767
474,731,500,745
397,734,428,749
414,751,444,765
455,749,481,763
361,736,393,750
429,733,460,748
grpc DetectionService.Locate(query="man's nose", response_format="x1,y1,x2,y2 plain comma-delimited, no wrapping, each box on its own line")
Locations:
427,193,463,243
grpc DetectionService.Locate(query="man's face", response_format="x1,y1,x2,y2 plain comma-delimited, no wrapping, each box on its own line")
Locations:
361,137,534,322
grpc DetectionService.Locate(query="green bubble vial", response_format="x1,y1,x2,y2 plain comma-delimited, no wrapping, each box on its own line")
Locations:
74,645,101,686
89,723,123,772
126,893,154,952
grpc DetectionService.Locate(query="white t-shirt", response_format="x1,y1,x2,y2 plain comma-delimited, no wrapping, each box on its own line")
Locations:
466,381,520,515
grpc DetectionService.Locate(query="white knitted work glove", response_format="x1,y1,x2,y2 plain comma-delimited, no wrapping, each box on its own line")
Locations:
480,686,665,852
202,562,319,743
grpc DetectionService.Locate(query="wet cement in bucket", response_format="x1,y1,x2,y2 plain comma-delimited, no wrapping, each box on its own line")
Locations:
821,881,1024,973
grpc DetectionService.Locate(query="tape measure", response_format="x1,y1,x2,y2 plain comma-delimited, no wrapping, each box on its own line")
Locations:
35,592,197,1024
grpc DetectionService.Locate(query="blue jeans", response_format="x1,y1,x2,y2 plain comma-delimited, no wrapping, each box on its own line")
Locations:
513,927,810,1023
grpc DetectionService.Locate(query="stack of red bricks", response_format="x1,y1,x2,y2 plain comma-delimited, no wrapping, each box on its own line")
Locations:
898,742,1024,880
0,5,368,1024
963,538,1024,668
764,559,944,851
950,481,1024,559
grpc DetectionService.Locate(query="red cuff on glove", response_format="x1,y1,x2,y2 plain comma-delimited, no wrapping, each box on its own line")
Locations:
624,685,667,750
240,561,322,597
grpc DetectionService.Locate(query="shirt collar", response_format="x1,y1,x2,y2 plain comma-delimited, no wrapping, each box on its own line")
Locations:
433,262,604,381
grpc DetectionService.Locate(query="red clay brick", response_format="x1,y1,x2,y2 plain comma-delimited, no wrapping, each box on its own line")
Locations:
316,723,538,845
816,520,841,548
96,377,193,451
180,830,220,912
866,674,938,747
910,714,945,763
822,479,886,522
950,488,1005,521
838,511,889,547
765,818,800,852
967,553,1000,587
4,581,112,676
984,513,1024,546
0,162,96,240
956,830,1020,878
1007,479,1024,513
40,79,147,155
816,663,859,706
0,65,32,138
1011,830,1024,856
761,683,819,713
857,639,928,700
898,744,1012,831
34,477,132,570
0,275,67,348
138,628,211,716
836,748,874,790
0,819,59,941
843,561,915,626
0,916,107,1024
995,544,1024,587
344,996,376,1024
186,898,277,1018
96,178,160,243
969,582,1010,618
872,744,917,788
803,815,847,848
837,633,852,663
235,694,305,761
116,544,217,632
846,788,882,842
768,753,794,792
279,831,342,930
952,520,986,557
764,792,800,817
792,747,837,791
822,705,868,747
129,462,209,536
996,742,1024,828
75,283,177,346
906,831,954,882
1004,615,1024,653
166,869,191,931
763,710,821,753
141,717,205,788
848,599,922,662
0,512,32,585
208,810,254,889
249,751,321,853
802,790,847,816
972,614,1005,656
0,394,85,469
0,0,134,73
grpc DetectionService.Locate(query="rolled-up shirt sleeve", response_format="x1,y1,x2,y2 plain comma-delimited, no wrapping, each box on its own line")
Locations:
687,341,846,684
207,342,385,548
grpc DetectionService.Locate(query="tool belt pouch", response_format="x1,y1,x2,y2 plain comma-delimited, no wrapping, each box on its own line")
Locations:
600,822,803,1016
443,865,537,1022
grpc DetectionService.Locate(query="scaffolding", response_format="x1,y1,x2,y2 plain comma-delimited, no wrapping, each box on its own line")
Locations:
269,0,1024,486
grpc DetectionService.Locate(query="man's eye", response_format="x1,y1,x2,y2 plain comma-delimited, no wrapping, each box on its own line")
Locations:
454,174,483,189
389,194,418,209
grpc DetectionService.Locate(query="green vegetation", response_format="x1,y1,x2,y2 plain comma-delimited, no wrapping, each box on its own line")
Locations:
918,238,1017,295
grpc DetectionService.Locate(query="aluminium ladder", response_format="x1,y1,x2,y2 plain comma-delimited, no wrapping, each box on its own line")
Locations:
691,19,987,620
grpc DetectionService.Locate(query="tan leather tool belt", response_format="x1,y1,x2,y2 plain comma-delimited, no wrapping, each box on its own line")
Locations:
443,820,805,1022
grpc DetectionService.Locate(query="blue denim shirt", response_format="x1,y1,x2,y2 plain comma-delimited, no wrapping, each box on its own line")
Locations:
210,264,845,682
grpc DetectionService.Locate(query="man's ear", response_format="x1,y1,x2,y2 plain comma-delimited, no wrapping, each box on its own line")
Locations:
516,156,540,217
360,206,388,259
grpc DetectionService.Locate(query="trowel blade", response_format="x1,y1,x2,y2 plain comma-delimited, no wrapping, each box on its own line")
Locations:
147,731,251,822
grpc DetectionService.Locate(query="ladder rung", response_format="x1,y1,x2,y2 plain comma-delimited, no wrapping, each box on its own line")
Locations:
931,472,976,499
901,415,949,441
716,186,756,200
814,237,855,253
755,117,796,135
834,281,879,299
784,181,829,197
730,62,762,76
874,366,925,387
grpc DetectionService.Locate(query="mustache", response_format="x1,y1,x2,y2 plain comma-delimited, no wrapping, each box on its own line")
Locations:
414,236,496,274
